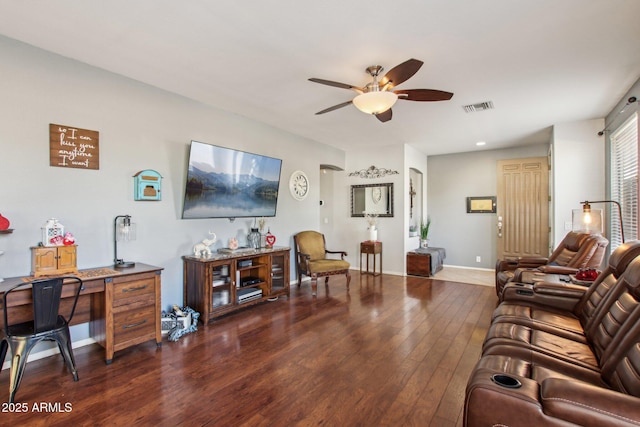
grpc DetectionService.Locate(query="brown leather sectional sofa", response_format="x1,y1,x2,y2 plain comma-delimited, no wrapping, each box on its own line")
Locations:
494,231,609,299
465,240,640,426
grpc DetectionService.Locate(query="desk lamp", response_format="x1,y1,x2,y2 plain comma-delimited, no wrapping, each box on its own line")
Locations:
114,215,136,268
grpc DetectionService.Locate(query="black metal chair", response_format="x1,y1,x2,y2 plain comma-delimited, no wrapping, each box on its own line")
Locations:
0,276,83,402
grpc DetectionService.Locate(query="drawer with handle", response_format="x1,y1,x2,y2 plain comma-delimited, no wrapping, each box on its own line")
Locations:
114,305,156,344
112,274,156,306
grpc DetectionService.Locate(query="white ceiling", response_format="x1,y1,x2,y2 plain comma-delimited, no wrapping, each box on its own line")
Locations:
1,0,639,156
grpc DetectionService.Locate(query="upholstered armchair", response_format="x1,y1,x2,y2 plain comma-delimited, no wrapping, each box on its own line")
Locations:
495,231,608,297
293,231,351,296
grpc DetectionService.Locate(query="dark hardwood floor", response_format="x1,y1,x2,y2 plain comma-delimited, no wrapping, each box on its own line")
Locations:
0,271,497,426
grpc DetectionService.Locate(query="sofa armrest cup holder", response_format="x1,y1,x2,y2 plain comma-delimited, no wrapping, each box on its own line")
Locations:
491,374,522,389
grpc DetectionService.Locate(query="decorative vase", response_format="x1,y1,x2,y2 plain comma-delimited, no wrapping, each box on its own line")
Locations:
369,227,378,242
420,238,429,248
247,228,261,249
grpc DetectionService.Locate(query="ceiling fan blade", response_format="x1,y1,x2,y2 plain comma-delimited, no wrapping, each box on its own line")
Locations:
395,89,454,101
375,109,392,123
309,78,363,92
380,59,423,88
315,100,353,115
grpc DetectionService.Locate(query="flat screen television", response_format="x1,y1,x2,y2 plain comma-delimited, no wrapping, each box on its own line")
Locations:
182,141,283,219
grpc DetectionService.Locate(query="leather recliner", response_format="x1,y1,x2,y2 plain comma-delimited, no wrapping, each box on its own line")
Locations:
465,241,640,426
495,231,609,298
492,240,640,340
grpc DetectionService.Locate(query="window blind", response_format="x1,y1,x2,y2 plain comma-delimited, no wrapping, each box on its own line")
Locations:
610,112,638,250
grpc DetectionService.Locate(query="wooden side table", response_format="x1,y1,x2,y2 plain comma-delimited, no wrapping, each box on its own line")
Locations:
360,241,382,276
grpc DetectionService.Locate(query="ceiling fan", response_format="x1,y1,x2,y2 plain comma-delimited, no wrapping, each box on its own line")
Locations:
309,58,453,123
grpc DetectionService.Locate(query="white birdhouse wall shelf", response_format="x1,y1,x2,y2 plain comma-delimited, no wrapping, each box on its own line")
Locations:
133,169,162,201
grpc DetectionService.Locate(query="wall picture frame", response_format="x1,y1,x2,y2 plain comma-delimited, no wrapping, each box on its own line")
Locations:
466,196,496,213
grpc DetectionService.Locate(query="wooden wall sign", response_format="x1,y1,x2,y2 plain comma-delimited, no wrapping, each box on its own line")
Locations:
49,123,100,170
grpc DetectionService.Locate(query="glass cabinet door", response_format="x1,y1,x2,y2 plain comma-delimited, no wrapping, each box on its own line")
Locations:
211,263,233,309
270,251,289,295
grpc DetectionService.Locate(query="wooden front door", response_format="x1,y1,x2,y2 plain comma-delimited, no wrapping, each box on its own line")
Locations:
496,157,550,260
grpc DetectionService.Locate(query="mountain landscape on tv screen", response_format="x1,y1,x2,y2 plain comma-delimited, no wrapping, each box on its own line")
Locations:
186,166,278,198
182,166,279,218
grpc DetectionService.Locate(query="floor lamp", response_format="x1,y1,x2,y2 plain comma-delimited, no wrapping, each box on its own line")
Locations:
581,200,625,243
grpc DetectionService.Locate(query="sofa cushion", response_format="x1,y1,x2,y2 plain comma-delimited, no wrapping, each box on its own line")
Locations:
307,259,350,274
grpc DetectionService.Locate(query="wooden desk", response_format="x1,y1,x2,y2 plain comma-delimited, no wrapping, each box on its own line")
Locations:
0,263,163,364
360,241,382,276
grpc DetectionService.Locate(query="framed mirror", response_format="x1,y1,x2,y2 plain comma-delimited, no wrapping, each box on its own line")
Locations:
351,183,394,217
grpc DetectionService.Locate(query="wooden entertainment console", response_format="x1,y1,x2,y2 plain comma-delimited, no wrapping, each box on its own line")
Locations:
182,246,290,324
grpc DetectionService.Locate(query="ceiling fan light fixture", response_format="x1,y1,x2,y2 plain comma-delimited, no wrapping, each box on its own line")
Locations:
352,91,398,115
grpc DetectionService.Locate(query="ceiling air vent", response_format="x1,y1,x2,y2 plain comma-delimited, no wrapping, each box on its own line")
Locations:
463,101,494,113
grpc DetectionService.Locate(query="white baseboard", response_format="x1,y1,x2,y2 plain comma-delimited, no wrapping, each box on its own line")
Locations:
443,264,496,272
1,337,97,371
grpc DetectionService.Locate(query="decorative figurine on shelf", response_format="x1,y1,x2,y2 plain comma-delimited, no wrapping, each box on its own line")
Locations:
0,213,10,231
42,218,64,246
193,231,217,257
228,237,239,251
50,235,64,245
265,229,276,249
63,232,76,246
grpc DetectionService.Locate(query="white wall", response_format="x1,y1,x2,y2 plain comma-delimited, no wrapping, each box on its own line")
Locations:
319,168,335,239
0,36,346,342
551,119,605,245
328,145,405,275
427,144,550,268
404,145,428,263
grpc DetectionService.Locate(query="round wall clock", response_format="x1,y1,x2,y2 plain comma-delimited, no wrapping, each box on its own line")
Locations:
289,170,309,200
